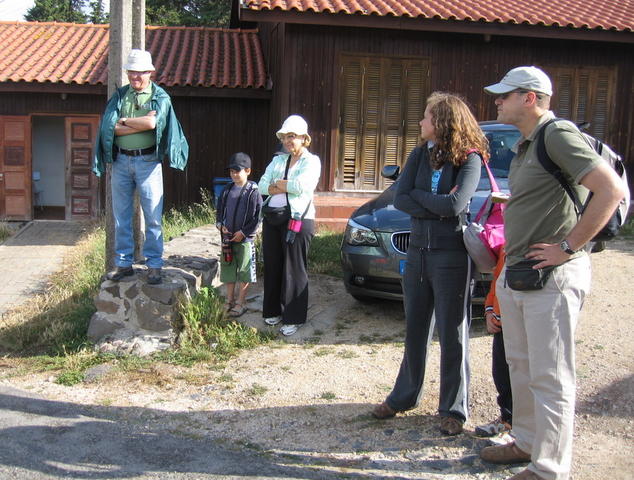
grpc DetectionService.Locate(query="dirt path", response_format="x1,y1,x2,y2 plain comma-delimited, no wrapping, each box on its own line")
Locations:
2,237,633,480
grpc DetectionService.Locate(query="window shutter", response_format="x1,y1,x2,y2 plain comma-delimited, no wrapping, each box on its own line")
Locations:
547,65,615,142
338,55,430,190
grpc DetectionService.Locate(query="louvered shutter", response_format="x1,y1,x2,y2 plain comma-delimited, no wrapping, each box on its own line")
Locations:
548,66,615,142
338,55,430,191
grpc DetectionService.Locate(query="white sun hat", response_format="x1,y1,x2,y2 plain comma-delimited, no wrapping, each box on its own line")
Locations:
484,66,552,96
124,49,155,72
276,115,311,144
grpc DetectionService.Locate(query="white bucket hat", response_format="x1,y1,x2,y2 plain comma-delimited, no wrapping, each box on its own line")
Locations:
276,115,311,144
124,49,155,72
484,66,552,96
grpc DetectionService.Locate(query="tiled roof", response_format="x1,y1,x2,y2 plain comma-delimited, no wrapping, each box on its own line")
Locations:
242,0,633,33
0,22,268,88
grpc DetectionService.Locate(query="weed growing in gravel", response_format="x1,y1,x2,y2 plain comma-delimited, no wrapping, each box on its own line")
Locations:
247,383,268,396
320,391,336,400
314,346,336,357
177,287,271,362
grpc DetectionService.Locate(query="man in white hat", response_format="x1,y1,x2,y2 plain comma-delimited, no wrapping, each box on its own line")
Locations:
93,49,189,284
479,66,624,480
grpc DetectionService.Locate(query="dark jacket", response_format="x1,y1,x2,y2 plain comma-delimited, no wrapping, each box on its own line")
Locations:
216,180,263,241
92,83,189,176
394,146,481,249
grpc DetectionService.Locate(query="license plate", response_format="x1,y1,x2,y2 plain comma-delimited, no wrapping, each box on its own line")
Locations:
399,259,407,275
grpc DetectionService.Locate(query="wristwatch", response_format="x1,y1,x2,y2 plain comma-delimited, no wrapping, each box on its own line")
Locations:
559,239,576,255
121,118,127,126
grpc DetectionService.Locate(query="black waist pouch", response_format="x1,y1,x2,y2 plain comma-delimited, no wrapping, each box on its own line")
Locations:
505,259,557,291
262,204,291,226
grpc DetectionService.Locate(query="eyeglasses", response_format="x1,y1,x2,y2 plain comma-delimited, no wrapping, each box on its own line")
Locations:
498,89,530,100
498,89,543,100
282,133,303,141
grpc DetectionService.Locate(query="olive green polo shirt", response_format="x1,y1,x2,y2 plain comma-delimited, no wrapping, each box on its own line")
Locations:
504,111,603,266
115,84,155,150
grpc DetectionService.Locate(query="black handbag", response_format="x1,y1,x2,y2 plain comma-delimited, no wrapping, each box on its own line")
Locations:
505,259,557,291
262,204,291,226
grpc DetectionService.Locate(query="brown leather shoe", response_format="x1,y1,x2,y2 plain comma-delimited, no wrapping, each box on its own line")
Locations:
507,469,545,480
371,401,397,419
439,416,463,435
480,441,531,464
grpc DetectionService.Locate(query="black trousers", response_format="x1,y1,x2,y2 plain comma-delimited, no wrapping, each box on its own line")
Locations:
386,247,472,422
262,217,314,325
492,330,513,424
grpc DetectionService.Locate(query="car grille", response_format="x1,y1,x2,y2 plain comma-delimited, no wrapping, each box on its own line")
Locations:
391,231,410,255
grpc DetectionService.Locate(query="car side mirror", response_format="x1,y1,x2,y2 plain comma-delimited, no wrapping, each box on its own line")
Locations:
381,165,400,180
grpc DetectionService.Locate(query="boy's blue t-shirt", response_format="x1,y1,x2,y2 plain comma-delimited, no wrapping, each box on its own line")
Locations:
219,180,262,242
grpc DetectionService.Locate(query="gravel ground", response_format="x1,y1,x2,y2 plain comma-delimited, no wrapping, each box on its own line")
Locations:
2,231,632,480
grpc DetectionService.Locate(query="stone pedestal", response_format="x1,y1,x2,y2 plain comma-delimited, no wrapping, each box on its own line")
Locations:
88,255,219,356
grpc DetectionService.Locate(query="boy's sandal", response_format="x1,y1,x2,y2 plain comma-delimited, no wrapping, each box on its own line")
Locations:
229,303,247,317
224,301,235,312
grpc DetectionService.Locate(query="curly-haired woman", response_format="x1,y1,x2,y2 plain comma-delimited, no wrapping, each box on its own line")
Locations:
371,92,488,435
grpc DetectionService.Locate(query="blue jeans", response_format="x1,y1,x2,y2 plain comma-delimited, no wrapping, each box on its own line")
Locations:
111,152,164,269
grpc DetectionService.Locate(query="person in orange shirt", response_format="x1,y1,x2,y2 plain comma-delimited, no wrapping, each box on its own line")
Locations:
475,249,513,437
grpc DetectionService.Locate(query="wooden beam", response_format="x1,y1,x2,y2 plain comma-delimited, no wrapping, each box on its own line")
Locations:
239,10,634,45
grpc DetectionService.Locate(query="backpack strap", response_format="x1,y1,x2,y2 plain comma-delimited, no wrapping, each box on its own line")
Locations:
535,119,585,217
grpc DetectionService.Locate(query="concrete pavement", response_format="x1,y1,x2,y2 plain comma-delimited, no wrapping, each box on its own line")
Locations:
0,220,89,317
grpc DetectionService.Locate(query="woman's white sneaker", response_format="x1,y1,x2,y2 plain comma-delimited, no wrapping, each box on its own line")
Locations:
264,316,282,326
280,324,300,336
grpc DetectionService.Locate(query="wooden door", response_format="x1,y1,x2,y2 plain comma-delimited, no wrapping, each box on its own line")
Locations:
0,116,31,220
65,116,100,220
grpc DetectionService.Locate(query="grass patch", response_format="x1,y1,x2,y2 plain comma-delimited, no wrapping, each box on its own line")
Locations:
0,221,14,243
0,190,270,383
308,229,344,277
176,287,271,363
162,189,216,241
320,391,336,400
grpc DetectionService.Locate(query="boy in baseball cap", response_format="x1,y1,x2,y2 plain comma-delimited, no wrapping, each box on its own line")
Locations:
215,152,262,317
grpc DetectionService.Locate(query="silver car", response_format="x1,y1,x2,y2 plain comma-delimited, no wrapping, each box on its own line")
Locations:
340,122,520,302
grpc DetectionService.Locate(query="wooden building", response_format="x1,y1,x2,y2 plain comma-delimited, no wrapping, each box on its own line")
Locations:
0,22,272,221
238,0,634,197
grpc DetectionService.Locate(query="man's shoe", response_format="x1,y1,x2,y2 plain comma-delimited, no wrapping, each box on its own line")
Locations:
475,416,512,437
147,267,162,284
106,266,134,281
371,401,397,419
480,441,531,464
439,416,464,435
507,469,545,480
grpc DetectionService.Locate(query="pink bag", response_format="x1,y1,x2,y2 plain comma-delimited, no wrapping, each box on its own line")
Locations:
463,158,505,273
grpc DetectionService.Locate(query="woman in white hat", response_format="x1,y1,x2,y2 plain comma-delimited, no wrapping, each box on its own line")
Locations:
258,115,321,336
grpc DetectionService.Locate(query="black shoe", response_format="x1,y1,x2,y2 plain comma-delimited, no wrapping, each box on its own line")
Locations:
106,266,134,281
147,267,162,284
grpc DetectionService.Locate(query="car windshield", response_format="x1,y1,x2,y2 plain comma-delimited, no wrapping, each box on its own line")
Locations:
484,129,521,179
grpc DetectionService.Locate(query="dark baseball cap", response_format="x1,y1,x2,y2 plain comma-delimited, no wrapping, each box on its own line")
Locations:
227,152,251,170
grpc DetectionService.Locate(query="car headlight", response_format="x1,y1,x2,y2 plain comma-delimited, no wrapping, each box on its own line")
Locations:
344,219,379,246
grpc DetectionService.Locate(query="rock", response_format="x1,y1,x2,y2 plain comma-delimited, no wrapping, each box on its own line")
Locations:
87,225,221,356
87,312,125,342
83,364,113,383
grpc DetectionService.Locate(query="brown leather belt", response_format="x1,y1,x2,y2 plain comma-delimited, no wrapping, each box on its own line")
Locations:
115,146,155,156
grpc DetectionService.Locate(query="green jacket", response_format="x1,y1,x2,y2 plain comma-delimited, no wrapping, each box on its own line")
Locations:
93,83,189,176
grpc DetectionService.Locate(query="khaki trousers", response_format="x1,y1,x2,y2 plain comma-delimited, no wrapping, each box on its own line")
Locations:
496,255,590,480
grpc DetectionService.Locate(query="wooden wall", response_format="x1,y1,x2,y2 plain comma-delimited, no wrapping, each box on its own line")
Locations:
0,90,272,210
260,23,634,191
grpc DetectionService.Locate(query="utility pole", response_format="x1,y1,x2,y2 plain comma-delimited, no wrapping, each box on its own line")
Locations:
105,0,146,271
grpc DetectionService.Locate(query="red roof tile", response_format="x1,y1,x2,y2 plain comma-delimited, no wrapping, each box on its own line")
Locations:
0,22,268,89
242,0,634,33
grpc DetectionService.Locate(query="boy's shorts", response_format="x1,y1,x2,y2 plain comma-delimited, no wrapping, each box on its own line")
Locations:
220,241,257,284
